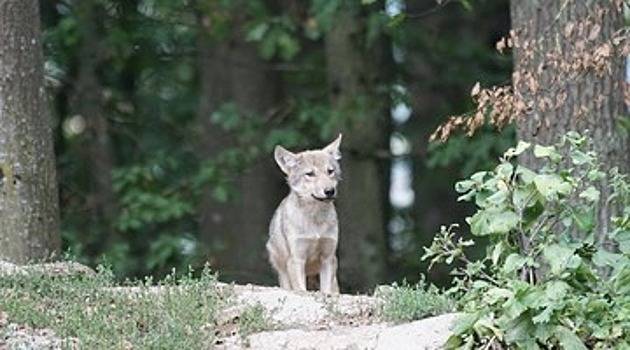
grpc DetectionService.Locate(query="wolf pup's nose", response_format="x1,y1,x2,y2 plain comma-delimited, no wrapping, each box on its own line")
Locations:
324,188,336,198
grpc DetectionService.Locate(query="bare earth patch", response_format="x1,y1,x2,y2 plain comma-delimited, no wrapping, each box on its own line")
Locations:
212,283,457,349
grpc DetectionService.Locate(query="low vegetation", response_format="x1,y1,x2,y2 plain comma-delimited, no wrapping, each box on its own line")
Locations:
424,132,630,349
0,265,223,349
378,279,454,323
236,303,273,338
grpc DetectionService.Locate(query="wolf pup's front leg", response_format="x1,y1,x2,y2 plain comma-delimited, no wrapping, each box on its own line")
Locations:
266,135,343,294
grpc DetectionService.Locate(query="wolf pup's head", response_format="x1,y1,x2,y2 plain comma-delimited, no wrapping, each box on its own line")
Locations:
274,134,342,202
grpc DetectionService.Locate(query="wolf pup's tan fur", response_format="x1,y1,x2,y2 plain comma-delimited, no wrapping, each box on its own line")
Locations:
266,135,342,294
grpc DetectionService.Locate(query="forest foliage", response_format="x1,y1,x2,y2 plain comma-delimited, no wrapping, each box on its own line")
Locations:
41,0,512,283
424,133,630,349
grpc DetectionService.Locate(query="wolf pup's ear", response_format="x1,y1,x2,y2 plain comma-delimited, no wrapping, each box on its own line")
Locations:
323,134,342,160
274,145,298,174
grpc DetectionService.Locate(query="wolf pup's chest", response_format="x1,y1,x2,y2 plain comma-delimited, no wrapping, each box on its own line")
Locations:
285,204,337,237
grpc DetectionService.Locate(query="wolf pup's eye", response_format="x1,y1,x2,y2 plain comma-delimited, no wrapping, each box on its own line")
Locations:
305,170,315,177
327,168,335,175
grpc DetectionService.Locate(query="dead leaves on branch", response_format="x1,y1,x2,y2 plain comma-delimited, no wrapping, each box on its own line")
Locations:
430,3,629,143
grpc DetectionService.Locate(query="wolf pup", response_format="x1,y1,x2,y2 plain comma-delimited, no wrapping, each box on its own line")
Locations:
266,135,342,294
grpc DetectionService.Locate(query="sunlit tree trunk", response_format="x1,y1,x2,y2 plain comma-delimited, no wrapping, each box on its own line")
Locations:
197,10,283,284
511,1,628,242
0,0,61,263
325,2,389,292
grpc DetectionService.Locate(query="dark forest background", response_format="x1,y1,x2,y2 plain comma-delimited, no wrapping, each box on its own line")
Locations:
40,0,514,292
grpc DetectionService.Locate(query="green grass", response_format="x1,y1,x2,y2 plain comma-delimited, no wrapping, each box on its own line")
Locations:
0,265,225,349
378,279,454,323
236,303,272,337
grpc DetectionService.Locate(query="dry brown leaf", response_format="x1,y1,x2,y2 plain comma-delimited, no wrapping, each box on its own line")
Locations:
564,22,575,38
588,24,601,41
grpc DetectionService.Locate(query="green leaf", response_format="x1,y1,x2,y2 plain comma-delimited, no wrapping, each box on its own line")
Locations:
572,207,595,232
443,335,464,350
523,200,544,225
452,312,481,335
491,241,504,265
578,186,600,202
455,180,475,193
276,31,300,60
488,211,520,235
592,249,623,268
469,210,519,236
212,186,229,203
484,287,513,304
543,244,581,275
503,253,527,274
504,141,531,158
555,326,587,350
611,265,630,294
534,174,572,199
310,0,340,31
504,312,535,344
533,145,561,162
516,165,537,184
614,230,630,254
245,22,269,42
470,171,488,183
532,307,554,324
486,190,507,206
587,169,605,181
460,0,473,11
259,31,278,59
570,150,592,165
513,184,537,209
544,281,570,301
496,162,514,178
534,324,554,343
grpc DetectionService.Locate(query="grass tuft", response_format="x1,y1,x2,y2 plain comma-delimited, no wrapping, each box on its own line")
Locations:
237,303,272,337
378,279,454,323
0,264,224,349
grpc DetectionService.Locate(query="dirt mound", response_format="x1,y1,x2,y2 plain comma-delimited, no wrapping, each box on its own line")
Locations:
0,261,457,349
212,283,457,349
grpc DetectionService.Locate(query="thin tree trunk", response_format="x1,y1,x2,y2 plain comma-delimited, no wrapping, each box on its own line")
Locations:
511,1,628,242
325,2,389,292
197,11,283,284
0,0,61,263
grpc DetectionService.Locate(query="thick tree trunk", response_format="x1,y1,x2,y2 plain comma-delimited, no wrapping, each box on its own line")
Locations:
325,3,389,292
197,14,283,284
0,0,61,263
511,1,628,240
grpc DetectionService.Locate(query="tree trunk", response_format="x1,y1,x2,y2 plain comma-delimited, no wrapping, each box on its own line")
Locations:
197,12,283,284
325,3,389,292
70,1,117,245
511,1,628,241
0,0,61,263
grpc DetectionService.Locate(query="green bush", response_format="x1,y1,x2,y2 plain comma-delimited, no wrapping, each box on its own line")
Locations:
423,132,630,349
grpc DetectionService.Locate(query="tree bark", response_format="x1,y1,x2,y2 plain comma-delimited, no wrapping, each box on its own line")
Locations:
197,11,283,284
511,1,628,240
0,0,61,263
325,2,389,292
